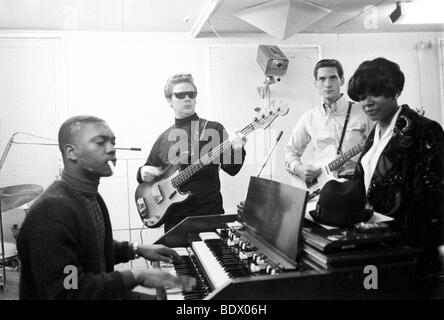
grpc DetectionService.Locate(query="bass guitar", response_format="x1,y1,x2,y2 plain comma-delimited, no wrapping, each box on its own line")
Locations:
135,103,289,228
289,140,366,192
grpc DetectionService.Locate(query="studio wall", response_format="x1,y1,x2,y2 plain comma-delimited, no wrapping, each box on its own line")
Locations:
1,30,443,263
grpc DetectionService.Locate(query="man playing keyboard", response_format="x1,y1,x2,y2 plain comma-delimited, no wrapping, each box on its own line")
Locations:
17,115,195,299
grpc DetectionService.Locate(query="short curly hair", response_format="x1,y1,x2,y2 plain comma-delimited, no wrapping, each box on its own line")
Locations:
164,73,197,99
347,57,405,102
58,115,105,153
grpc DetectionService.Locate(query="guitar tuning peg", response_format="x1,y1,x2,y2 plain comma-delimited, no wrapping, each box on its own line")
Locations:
261,114,266,118
269,110,273,115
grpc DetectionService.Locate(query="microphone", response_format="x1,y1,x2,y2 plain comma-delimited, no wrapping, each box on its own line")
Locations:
257,130,284,178
116,147,142,151
11,141,141,151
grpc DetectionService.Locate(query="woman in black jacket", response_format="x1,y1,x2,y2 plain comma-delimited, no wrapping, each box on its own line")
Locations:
348,57,444,299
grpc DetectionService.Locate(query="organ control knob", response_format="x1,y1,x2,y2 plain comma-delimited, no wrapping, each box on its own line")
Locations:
216,228,228,237
239,251,253,260
250,263,267,273
255,255,265,264
266,265,278,274
239,252,248,260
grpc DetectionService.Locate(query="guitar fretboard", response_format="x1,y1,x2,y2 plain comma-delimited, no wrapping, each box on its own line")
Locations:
328,141,365,172
171,113,279,188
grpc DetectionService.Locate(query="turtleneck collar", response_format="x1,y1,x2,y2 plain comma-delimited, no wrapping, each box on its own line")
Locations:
175,113,199,126
61,169,99,196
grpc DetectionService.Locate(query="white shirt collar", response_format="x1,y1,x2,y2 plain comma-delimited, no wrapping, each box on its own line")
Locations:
320,94,346,115
374,106,402,142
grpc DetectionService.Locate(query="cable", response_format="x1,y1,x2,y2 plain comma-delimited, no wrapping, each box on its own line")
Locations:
416,42,424,109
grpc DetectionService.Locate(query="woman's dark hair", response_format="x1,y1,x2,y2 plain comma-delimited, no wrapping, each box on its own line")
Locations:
347,57,405,102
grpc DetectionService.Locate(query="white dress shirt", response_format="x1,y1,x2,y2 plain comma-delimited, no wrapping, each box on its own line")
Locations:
361,106,402,192
285,94,372,176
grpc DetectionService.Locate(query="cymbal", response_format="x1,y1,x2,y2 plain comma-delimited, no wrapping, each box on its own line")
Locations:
0,242,17,259
0,184,43,212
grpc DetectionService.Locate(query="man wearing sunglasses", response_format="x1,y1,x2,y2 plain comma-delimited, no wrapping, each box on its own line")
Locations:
137,73,247,232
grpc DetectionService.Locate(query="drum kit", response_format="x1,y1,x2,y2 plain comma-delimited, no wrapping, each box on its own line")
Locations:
0,184,43,289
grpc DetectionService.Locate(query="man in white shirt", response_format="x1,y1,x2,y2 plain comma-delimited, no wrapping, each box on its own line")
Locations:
285,59,371,185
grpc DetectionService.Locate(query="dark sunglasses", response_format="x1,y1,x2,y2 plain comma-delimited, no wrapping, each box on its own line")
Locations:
173,91,197,99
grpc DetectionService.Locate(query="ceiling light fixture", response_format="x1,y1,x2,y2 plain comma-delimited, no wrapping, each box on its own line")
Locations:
389,1,401,23
235,0,331,40
392,0,444,24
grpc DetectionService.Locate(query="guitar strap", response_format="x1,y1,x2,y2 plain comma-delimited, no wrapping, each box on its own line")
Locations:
193,118,208,141
190,118,208,157
337,102,353,155
199,118,208,140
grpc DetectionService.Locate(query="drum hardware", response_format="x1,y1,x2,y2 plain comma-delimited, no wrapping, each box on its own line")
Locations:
0,184,43,289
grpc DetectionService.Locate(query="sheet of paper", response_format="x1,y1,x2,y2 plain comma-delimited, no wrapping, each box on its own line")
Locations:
367,212,394,223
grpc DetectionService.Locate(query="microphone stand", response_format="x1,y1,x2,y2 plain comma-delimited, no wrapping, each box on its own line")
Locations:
257,131,283,178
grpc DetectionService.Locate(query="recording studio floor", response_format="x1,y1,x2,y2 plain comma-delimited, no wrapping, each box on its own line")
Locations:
0,269,20,300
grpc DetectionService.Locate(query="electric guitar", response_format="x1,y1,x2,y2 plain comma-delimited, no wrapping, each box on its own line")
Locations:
135,103,289,228
289,140,366,192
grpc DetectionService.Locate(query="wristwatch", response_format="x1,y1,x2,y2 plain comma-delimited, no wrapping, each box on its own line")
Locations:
132,242,139,259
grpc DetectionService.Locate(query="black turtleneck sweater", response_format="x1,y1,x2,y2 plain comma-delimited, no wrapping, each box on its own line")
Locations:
17,171,137,299
137,113,246,231
61,171,106,272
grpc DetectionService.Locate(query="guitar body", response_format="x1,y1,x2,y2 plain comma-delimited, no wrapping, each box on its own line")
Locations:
135,164,191,228
289,159,343,192
289,145,345,192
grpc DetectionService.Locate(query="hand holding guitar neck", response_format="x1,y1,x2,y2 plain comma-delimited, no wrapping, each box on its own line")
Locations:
289,140,365,192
